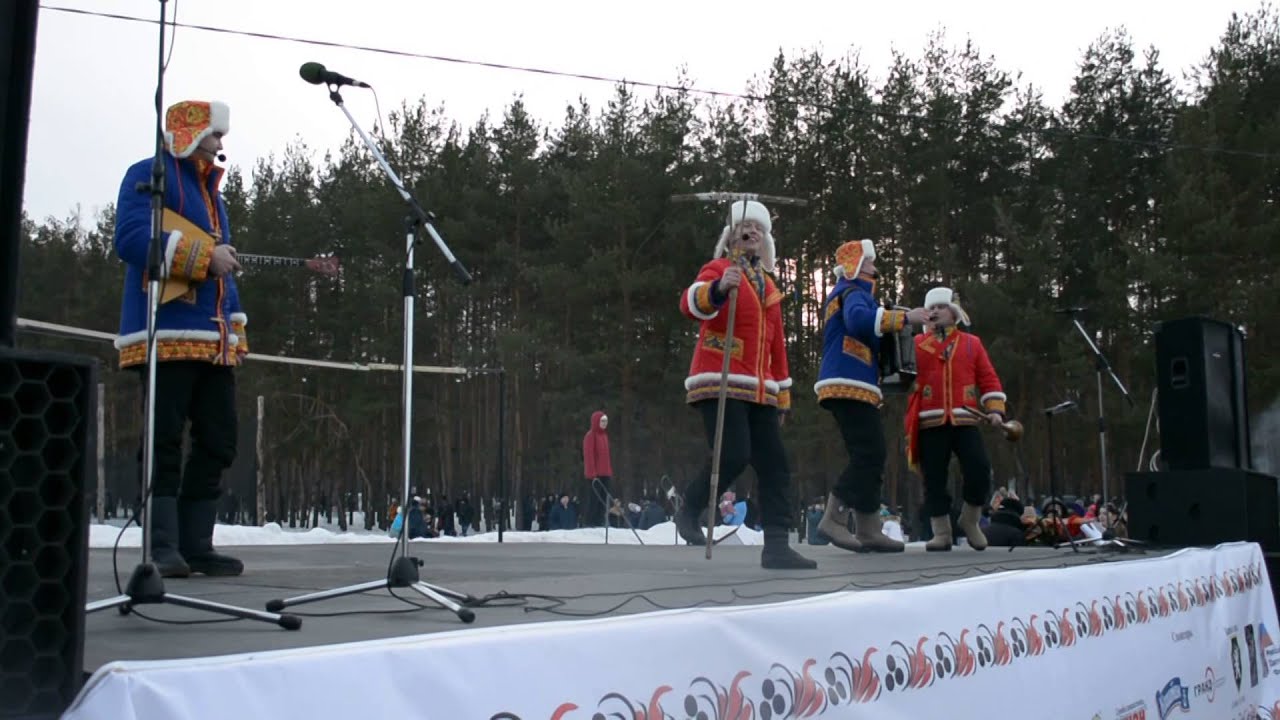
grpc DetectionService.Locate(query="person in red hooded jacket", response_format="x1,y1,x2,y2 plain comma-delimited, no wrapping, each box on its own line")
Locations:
582,410,613,527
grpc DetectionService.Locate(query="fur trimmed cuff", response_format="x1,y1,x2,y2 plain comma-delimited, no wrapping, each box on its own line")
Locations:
687,282,720,320
232,322,249,355
878,308,906,337
981,392,1007,415
168,233,214,281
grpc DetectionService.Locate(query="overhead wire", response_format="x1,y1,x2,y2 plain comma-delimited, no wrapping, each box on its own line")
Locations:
39,3,1280,160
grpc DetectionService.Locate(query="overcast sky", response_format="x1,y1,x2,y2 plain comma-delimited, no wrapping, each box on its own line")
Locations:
22,0,1259,225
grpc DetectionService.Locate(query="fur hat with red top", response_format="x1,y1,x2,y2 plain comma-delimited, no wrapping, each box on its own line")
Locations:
833,239,875,280
164,100,230,159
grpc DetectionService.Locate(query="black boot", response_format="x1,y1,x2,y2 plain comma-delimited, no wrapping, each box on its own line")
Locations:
675,506,708,546
760,527,817,570
149,497,190,578
178,498,244,576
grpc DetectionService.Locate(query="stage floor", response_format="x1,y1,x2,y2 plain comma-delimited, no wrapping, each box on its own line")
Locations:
82,539,1168,671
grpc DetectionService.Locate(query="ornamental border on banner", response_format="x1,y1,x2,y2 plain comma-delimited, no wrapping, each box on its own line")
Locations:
488,559,1272,720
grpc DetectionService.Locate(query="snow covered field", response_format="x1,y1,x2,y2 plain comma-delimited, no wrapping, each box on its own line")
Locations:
88,520,766,547
88,516,915,549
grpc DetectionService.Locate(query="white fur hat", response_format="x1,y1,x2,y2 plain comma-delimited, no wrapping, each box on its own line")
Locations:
925,286,971,326
713,200,776,272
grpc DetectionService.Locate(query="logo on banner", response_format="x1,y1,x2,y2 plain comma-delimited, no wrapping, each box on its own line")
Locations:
1192,667,1225,703
1228,632,1239,691
1245,624,1259,687
1260,623,1279,678
1115,699,1147,720
1170,630,1193,644
1155,678,1190,719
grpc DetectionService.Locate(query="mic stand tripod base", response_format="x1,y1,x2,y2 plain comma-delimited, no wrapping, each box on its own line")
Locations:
264,555,477,623
86,561,302,629
1052,537,1146,554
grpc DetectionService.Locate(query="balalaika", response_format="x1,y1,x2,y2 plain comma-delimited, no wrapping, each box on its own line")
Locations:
879,303,917,393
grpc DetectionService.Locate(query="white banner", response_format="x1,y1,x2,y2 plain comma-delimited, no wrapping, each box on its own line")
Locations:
67,542,1280,720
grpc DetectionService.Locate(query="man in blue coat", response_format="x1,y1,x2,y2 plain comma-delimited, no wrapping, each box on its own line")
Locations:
813,240,927,553
114,99,247,578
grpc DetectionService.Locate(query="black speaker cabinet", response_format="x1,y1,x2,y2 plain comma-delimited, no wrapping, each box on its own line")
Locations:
1126,469,1280,552
1155,317,1252,471
0,347,96,719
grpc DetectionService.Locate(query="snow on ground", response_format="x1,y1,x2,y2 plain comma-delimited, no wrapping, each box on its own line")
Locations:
88,518,911,549
88,521,764,548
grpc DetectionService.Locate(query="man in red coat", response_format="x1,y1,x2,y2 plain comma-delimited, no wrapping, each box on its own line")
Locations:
905,287,1008,551
675,200,815,569
582,410,613,527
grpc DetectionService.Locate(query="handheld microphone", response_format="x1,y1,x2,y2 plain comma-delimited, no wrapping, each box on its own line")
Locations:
216,153,227,162
1043,400,1077,415
299,62,370,88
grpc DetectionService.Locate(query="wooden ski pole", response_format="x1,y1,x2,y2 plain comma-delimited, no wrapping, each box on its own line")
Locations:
705,283,739,559
705,197,746,559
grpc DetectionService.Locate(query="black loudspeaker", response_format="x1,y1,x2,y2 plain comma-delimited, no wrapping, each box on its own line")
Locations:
1125,469,1280,552
0,347,96,719
1,1,40,347
1155,316,1252,471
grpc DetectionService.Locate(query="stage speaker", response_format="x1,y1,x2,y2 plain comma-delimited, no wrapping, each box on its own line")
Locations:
1125,469,1279,552
1,0,40,348
1155,316,1252,471
0,347,96,720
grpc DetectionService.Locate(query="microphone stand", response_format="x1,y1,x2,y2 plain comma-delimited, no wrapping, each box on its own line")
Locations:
86,0,299,629
1062,310,1134,504
266,83,476,623
1042,400,1076,551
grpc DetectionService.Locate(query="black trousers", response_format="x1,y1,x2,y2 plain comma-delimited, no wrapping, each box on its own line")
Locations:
684,399,792,529
919,424,992,517
823,398,887,514
135,361,237,500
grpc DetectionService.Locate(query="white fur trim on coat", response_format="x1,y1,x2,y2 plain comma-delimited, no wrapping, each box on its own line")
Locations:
686,282,719,321
162,230,182,278
777,377,793,390
685,372,780,395
114,328,240,350
230,312,248,327
980,392,1006,404
813,378,884,399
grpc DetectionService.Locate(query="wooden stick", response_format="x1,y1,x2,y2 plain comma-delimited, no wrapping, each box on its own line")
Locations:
706,285,739,559
671,192,809,206
256,395,266,526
